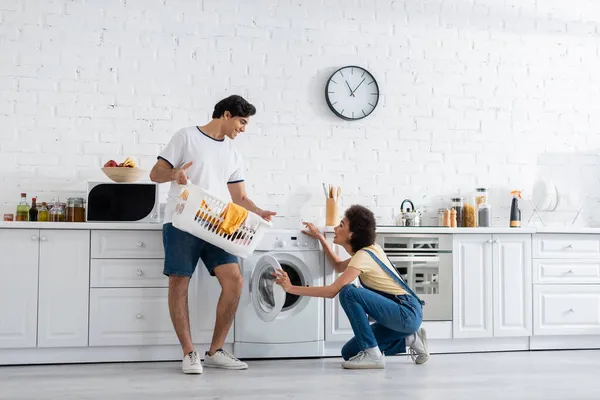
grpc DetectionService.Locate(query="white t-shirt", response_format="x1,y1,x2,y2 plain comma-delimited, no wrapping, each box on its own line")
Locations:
158,126,244,224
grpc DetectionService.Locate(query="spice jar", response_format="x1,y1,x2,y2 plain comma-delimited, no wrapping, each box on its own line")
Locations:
450,209,457,227
443,209,451,227
451,197,464,227
66,197,86,222
438,209,446,227
50,202,66,222
3,213,14,221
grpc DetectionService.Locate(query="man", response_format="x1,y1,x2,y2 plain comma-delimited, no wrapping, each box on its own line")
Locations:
150,95,276,374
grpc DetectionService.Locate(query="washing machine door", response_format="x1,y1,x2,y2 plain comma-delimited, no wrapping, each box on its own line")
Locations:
250,254,286,322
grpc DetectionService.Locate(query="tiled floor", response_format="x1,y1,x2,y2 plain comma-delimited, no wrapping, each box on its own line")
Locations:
1,350,599,399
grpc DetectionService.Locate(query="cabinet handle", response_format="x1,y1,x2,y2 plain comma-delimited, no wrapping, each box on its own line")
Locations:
566,244,573,249
136,241,144,248
494,239,499,244
487,239,493,244
567,308,574,313
566,270,574,275
40,236,47,241
31,235,38,241
136,270,144,276
136,313,143,320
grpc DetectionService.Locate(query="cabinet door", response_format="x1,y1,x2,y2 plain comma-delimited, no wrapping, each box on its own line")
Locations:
38,230,90,347
324,235,354,342
453,235,493,338
493,234,532,337
189,262,234,344
0,229,39,348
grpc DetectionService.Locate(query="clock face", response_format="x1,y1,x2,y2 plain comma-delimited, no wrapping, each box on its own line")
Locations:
325,66,379,121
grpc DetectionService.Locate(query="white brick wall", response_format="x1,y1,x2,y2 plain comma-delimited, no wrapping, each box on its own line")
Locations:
2,0,600,228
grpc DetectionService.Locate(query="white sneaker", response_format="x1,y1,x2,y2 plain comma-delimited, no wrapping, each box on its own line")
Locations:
182,350,203,374
203,349,248,370
342,351,386,370
409,327,429,365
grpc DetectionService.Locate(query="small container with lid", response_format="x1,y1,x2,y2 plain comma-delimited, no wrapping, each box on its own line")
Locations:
451,197,464,227
3,213,14,221
438,209,446,227
477,199,492,227
66,197,86,222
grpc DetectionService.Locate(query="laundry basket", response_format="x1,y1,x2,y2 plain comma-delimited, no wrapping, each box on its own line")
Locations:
171,183,272,259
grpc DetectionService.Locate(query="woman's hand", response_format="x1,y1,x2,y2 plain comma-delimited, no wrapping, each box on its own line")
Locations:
302,222,324,241
272,269,292,292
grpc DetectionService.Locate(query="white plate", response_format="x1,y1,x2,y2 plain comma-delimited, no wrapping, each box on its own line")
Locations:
532,180,557,211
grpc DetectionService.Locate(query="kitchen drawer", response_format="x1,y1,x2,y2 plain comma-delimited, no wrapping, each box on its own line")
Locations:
533,285,600,336
91,230,164,259
91,259,167,288
89,288,177,346
533,234,600,259
534,260,600,284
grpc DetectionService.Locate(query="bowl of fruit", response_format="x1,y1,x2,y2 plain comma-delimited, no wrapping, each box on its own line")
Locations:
102,157,147,183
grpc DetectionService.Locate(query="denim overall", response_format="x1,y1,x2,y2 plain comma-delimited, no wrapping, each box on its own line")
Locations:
338,249,425,361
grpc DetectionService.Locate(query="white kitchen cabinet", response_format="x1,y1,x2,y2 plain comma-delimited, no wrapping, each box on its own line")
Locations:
189,262,234,345
492,234,532,337
453,235,494,338
0,229,39,348
534,285,600,336
38,230,90,347
453,234,532,339
91,230,164,259
89,287,177,346
323,234,354,343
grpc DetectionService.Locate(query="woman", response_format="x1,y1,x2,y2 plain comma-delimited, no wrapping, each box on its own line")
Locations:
273,205,429,369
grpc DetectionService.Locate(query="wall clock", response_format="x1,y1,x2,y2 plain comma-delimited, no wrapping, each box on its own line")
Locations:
325,65,380,121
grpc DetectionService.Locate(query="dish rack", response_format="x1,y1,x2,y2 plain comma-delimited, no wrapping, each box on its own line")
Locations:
526,194,587,227
171,183,272,258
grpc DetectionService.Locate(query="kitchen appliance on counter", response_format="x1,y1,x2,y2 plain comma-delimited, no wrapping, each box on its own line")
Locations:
86,181,160,223
397,199,421,227
376,233,452,321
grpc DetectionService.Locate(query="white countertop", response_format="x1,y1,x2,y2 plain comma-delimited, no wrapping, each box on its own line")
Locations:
2,221,600,234
322,226,599,234
0,222,163,230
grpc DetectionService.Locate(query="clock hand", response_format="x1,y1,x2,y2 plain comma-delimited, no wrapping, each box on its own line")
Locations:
350,78,366,96
345,80,355,97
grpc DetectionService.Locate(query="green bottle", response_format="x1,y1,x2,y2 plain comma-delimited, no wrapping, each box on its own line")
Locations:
16,193,29,221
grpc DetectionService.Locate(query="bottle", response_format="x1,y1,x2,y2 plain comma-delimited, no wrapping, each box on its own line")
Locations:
510,190,522,228
38,202,49,222
29,197,38,222
15,193,29,221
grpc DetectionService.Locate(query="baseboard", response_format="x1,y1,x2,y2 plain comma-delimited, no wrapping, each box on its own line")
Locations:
530,335,600,350
0,343,233,366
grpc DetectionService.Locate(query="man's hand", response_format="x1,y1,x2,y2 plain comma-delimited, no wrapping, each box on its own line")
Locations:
257,209,276,222
173,161,193,185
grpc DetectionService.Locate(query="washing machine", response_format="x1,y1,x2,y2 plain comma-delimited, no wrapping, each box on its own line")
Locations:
234,229,325,359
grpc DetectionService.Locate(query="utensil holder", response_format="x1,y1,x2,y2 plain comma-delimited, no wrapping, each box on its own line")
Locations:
325,198,339,226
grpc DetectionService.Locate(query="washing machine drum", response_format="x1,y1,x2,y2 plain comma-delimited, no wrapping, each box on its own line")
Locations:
251,255,290,322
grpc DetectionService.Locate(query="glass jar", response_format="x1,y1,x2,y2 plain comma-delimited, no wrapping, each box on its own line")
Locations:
451,197,464,227
475,188,488,207
3,213,14,221
66,197,86,222
478,200,492,227
437,209,446,227
463,196,477,227
50,202,66,222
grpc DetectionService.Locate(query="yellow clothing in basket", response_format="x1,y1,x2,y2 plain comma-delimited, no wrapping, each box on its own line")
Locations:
195,200,248,235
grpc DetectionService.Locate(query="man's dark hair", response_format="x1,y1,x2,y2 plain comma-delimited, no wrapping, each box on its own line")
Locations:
212,95,256,119
344,205,376,253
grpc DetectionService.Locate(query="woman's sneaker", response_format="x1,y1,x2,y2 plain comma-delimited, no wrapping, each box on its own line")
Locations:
182,350,203,374
409,327,429,364
342,351,386,369
203,349,248,370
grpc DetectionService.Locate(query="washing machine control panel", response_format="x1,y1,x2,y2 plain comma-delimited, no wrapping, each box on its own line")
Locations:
258,231,319,251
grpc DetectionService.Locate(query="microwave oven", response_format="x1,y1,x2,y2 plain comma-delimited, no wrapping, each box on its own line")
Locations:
86,181,160,223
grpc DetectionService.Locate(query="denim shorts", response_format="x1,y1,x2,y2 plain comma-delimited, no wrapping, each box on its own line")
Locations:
162,223,239,277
